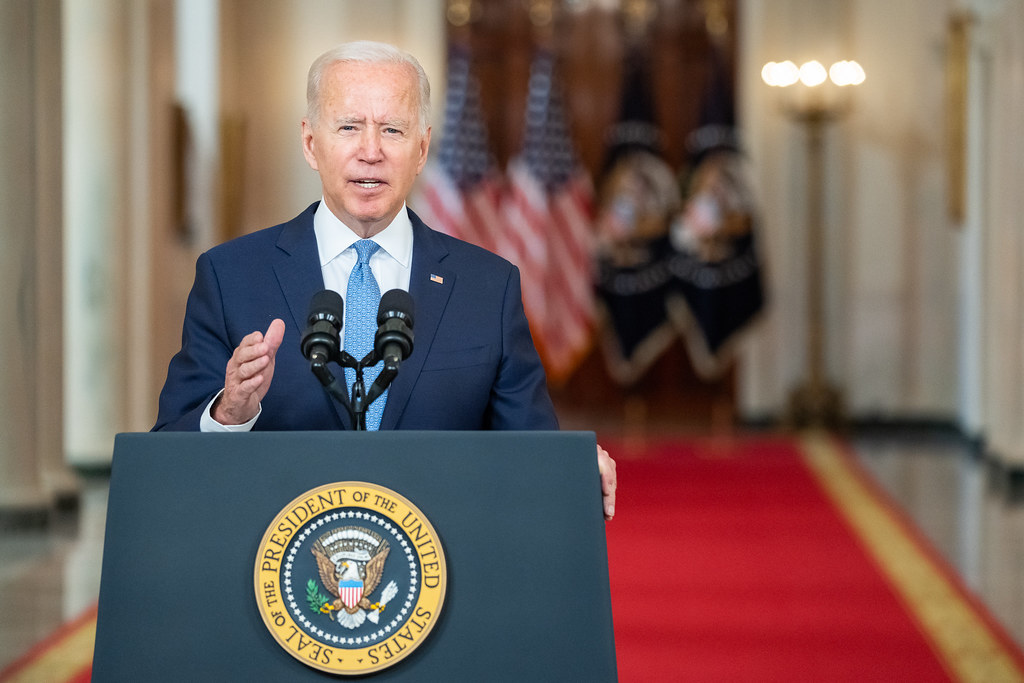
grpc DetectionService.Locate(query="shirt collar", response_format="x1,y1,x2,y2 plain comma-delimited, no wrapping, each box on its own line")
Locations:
313,200,413,268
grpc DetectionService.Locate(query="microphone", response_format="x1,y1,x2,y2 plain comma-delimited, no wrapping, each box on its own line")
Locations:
300,289,344,364
374,289,414,367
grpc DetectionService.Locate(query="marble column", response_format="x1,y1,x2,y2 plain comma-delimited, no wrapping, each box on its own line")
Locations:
0,0,70,521
36,0,81,505
63,0,131,467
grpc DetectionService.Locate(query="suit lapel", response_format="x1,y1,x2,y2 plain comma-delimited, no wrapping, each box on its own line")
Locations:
273,202,325,332
379,210,453,430
271,202,352,428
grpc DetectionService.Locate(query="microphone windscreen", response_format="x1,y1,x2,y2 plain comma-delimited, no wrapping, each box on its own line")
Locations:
377,289,415,328
307,289,344,323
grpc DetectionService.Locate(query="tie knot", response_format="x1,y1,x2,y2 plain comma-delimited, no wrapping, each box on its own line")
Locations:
353,239,380,265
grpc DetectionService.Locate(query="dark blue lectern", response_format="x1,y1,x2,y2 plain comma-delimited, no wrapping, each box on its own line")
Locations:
92,431,617,681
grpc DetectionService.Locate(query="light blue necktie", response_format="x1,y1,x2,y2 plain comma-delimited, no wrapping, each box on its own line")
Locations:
344,240,386,430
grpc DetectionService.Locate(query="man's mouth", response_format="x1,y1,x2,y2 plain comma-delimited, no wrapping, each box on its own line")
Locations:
353,179,384,189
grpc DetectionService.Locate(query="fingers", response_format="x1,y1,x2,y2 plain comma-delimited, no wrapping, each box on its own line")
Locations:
232,319,285,376
230,333,273,385
231,320,284,384
215,320,286,425
231,356,271,392
597,444,617,521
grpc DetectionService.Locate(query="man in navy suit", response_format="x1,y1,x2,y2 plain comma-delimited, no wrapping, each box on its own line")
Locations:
153,41,615,519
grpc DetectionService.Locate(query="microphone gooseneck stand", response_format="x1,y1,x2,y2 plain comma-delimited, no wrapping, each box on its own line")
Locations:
309,350,398,431
302,288,414,431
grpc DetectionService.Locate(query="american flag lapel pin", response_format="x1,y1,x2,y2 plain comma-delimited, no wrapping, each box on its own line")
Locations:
430,274,444,284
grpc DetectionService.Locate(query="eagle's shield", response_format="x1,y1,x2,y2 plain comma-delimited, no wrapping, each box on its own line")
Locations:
339,580,364,609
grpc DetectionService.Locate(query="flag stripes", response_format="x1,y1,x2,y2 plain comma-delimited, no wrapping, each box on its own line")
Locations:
410,44,763,387
503,49,595,384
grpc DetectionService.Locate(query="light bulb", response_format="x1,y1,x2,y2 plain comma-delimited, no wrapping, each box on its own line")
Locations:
829,60,866,86
799,60,827,87
762,60,799,87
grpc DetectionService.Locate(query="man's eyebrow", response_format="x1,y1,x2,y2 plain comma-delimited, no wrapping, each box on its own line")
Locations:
330,115,411,129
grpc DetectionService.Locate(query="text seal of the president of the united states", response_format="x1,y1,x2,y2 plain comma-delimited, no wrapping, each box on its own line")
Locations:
254,482,447,675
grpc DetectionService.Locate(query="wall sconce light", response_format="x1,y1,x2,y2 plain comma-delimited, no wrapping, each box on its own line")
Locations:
761,60,865,88
762,59,865,120
762,58,866,429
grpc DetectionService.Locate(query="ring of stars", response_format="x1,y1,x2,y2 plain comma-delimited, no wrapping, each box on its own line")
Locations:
280,508,419,647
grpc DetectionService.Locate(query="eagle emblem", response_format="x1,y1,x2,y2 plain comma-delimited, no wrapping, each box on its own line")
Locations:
309,526,399,629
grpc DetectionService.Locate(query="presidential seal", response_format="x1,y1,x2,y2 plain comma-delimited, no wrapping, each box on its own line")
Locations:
254,482,446,675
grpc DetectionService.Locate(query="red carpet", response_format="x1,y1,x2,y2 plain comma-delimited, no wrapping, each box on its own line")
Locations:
6,434,1024,682
604,433,1024,682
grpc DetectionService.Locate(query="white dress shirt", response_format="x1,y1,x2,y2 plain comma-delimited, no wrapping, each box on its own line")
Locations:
200,201,414,431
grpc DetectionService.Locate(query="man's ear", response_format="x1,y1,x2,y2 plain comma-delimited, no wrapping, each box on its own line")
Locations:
301,119,319,171
416,126,432,174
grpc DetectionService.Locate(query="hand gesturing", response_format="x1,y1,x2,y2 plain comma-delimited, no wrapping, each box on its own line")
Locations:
212,319,286,425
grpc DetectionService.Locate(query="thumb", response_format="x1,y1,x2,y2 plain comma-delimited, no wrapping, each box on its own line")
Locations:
265,318,286,355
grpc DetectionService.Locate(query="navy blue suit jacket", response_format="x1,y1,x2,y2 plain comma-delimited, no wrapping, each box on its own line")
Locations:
153,203,558,432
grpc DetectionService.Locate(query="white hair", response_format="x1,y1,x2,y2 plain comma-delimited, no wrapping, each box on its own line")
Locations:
306,40,431,134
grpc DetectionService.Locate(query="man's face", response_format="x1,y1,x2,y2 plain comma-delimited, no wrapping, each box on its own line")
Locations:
302,60,431,237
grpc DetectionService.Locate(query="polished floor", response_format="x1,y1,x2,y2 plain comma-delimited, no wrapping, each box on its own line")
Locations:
1,426,1022,673
0,474,106,674
849,426,1024,649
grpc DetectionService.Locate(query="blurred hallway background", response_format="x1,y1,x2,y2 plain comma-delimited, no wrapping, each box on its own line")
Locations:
2,0,1024,675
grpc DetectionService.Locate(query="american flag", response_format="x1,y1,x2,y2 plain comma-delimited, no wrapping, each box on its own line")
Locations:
412,45,504,254
502,49,595,385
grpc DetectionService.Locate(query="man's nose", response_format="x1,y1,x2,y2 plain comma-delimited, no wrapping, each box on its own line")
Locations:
359,130,384,161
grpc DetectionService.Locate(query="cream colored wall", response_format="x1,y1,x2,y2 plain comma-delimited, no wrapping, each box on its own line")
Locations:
737,0,1024,461
738,0,962,420
975,0,1024,462
218,0,446,237
58,0,446,468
